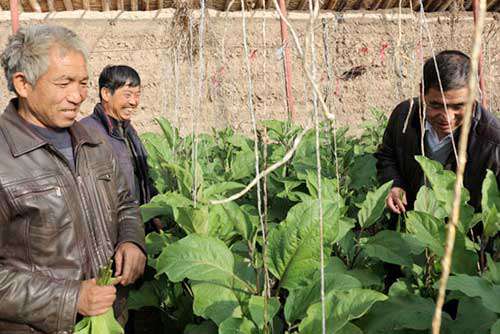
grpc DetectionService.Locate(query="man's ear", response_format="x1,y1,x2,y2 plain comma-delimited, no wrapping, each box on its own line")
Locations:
101,87,111,103
12,72,32,98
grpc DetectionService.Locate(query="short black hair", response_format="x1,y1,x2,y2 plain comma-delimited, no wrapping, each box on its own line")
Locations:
422,50,471,94
98,65,141,100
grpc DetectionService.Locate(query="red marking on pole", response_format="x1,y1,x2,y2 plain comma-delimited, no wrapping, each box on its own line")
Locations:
10,0,20,34
472,0,488,109
379,42,389,66
278,0,295,121
359,47,369,55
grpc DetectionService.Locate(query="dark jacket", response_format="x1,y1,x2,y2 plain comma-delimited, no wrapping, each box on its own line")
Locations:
0,100,145,334
375,98,500,210
80,104,156,206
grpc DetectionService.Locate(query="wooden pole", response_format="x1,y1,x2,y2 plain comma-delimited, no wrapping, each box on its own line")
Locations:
472,0,488,109
278,0,295,121
10,0,20,33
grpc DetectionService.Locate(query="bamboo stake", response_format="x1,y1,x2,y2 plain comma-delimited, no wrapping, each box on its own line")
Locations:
431,1,487,333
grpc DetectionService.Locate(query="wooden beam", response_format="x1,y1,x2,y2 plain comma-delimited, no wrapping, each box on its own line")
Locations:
28,0,42,11
82,0,90,10
326,0,338,10
62,0,74,10
102,0,111,10
117,0,124,10
437,0,455,10
131,0,138,10
47,0,56,11
144,0,149,10
297,0,307,11
487,0,499,9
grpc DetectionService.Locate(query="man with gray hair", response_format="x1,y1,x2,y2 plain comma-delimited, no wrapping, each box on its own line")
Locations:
0,25,146,333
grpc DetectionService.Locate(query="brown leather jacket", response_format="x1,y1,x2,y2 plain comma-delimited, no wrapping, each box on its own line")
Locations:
0,100,145,334
375,98,500,210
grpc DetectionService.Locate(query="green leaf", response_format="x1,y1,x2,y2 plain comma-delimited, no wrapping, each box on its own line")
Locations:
304,171,341,202
445,274,500,313
361,230,425,266
218,317,259,334
208,202,255,240
156,234,235,287
349,154,377,190
174,206,209,235
127,277,169,311
191,282,242,325
248,296,280,329
267,199,353,289
338,323,364,334
357,294,450,333
485,254,500,284
155,117,178,149
145,231,172,257
231,150,256,180
481,170,500,237
406,211,478,274
491,319,500,334
203,182,245,200
74,308,124,334
141,192,192,222
299,288,387,334
184,321,218,334
285,271,362,323
414,186,448,219
445,297,498,334
358,181,393,228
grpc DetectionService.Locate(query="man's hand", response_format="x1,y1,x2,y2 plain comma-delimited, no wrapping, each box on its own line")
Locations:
386,186,407,214
114,242,146,286
77,278,118,316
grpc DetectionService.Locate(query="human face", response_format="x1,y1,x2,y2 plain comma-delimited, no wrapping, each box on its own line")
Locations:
424,87,469,139
102,84,141,122
17,45,88,129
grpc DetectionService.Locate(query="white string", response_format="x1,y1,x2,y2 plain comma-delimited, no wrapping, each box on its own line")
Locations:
306,1,326,333
240,1,270,332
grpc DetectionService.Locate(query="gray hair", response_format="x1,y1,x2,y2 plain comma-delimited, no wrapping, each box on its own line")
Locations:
1,25,88,93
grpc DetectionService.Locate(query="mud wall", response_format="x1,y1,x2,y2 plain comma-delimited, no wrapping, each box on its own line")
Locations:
0,9,498,135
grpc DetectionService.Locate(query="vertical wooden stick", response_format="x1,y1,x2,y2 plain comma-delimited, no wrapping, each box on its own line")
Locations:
10,0,20,33
278,0,295,121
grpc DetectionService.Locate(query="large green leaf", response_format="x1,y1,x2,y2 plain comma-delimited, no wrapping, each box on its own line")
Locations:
491,319,500,334
248,296,280,329
444,297,498,334
304,171,342,202
299,288,387,334
230,150,256,180
406,211,478,274
218,317,258,334
208,202,255,241
414,186,448,219
174,206,209,235
156,234,235,286
203,182,245,200
285,270,361,323
267,199,353,289
155,117,178,149
360,230,425,266
358,181,393,228
445,274,500,313
357,294,450,333
191,282,242,325
141,192,192,222
415,156,471,213
481,170,500,237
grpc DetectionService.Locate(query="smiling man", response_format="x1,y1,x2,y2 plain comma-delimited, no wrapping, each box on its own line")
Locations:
81,66,161,234
0,26,145,333
375,50,500,214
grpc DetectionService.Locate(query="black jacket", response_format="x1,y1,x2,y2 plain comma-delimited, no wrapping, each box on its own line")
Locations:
375,98,500,210
81,104,157,206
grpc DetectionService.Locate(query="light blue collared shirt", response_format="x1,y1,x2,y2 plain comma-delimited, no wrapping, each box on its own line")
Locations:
425,121,454,165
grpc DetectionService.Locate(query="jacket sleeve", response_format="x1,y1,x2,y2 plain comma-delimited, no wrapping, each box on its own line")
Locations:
374,102,408,189
0,190,80,333
111,151,146,254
